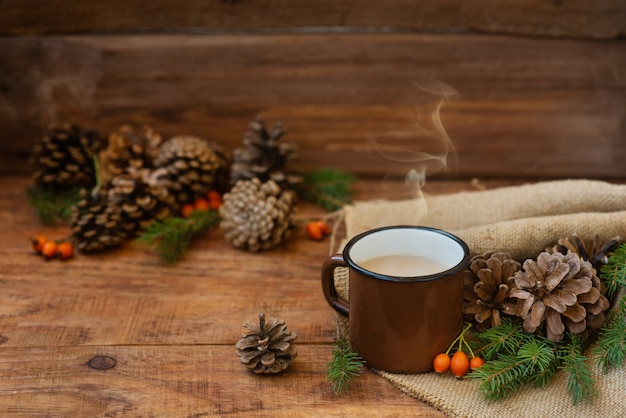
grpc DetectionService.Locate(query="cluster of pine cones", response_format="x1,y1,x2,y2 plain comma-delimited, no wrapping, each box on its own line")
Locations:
463,234,620,342
31,118,300,253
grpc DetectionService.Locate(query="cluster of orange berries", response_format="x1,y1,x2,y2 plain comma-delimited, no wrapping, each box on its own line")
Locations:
32,236,74,260
180,190,222,218
433,323,484,378
305,220,331,241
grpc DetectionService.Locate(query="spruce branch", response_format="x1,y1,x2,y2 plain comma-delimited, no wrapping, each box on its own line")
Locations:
300,168,356,211
558,333,597,405
26,185,82,226
593,295,626,372
472,318,532,361
134,209,220,264
600,243,626,299
326,332,364,393
469,338,557,401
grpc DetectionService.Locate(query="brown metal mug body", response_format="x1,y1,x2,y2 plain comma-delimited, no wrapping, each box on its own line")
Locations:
321,225,470,374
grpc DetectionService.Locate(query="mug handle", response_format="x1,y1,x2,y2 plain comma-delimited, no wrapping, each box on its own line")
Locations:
321,254,350,316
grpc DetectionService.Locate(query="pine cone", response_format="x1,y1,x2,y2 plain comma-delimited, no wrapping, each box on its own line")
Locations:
154,136,228,206
548,233,620,273
107,168,176,234
236,313,297,374
100,124,162,184
219,178,296,252
230,118,300,189
70,187,126,252
463,252,521,329
510,251,610,342
32,122,103,187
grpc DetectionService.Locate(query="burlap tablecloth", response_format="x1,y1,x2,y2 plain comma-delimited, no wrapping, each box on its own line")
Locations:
333,179,626,417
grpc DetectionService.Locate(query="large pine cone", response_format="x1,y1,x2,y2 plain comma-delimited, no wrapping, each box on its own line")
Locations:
32,123,103,187
548,233,620,273
107,168,176,234
463,252,521,330
154,136,228,206
219,178,296,252
100,124,162,184
70,187,126,252
230,118,300,189
510,251,610,342
236,313,298,374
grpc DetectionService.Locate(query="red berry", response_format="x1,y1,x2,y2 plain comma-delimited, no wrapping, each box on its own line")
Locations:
181,203,195,218
41,241,58,259
56,242,74,260
32,235,48,253
450,351,470,378
306,221,323,240
433,353,451,373
194,198,210,211
316,220,331,236
470,356,485,370
207,190,222,209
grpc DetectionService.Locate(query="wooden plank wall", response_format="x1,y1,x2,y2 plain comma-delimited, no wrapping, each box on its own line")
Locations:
1,0,624,179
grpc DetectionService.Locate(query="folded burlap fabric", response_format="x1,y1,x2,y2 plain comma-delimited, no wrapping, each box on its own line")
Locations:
334,179,626,418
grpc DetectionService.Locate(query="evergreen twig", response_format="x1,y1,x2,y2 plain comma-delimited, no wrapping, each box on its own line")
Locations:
134,209,220,264
593,295,626,372
26,185,82,226
558,333,597,405
326,331,364,393
472,318,532,361
300,168,356,211
599,243,626,299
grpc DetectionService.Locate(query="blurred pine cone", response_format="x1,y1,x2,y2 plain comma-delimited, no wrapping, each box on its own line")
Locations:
547,233,620,273
70,186,126,252
154,136,228,206
219,178,296,252
32,123,103,187
230,118,300,189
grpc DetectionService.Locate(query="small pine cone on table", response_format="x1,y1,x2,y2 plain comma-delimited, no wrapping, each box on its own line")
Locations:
154,136,229,206
236,313,298,374
547,233,621,273
230,118,301,190
107,167,177,235
219,178,296,252
32,122,103,188
463,252,522,330
100,124,162,184
70,187,126,252
510,251,611,342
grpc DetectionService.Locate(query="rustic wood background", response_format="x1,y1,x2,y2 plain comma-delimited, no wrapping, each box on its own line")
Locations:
1,0,625,179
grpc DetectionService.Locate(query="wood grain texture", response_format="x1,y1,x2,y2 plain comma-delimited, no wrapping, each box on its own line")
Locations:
0,0,624,39
2,176,510,416
1,33,624,179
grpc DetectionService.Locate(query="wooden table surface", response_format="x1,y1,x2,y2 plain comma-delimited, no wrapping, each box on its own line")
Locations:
0,175,524,417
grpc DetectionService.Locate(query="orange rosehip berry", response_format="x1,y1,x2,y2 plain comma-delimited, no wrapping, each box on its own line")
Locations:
470,356,485,370
207,190,222,208
194,198,210,211
41,241,58,259
316,220,331,236
56,241,74,260
450,351,470,378
181,203,195,218
433,353,451,374
306,221,323,240
32,235,48,253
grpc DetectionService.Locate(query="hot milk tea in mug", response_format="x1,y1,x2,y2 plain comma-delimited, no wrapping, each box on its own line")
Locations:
322,225,470,373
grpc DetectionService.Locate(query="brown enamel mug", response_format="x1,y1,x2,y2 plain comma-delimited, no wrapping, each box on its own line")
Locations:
322,225,470,373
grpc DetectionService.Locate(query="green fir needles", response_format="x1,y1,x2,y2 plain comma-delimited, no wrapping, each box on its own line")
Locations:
26,185,82,226
326,333,364,393
593,296,626,372
134,209,220,264
600,243,626,299
301,168,356,211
